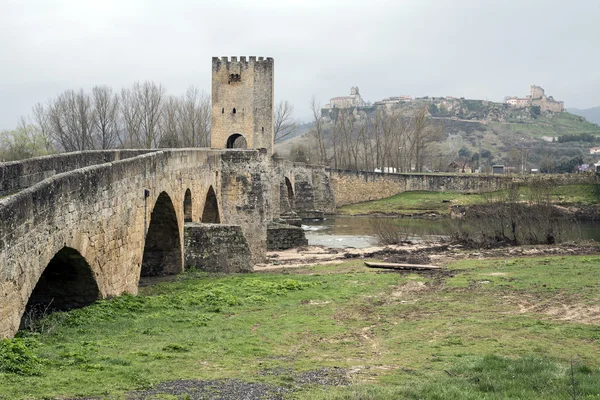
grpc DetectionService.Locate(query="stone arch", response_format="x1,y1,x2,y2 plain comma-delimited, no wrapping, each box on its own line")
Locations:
202,186,221,223
141,191,182,277
183,188,192,222
280,176,295,214
226,134,247,149
22,247,100,328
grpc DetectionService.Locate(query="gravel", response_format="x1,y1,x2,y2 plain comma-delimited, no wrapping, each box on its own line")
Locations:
127,379,292,400
64,367,351,400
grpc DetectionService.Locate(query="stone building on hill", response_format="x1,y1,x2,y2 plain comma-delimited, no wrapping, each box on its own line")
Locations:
505,85,564,113
323,87,366,109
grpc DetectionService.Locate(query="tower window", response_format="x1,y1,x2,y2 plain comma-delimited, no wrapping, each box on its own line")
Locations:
233,108,236,114
222,108,224,114
262,127,264,132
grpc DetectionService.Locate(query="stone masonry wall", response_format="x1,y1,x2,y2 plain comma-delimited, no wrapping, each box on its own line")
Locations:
0,149,155,197
218,149,274,263
328,169,512,207
267,222,308,251
184,223,252,273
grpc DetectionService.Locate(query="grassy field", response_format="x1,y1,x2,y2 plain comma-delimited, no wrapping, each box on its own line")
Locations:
337,184,600,216
501,113,600,137
1,255,600,399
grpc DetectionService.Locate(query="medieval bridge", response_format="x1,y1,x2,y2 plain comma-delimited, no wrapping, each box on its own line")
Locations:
0,54,517,339
0,148,515,339
0,148,336,338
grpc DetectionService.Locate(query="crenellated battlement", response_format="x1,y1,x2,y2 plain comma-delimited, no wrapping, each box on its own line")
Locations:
212,56,274,68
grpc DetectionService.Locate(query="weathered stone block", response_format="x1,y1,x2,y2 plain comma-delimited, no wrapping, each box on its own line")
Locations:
184,223,253,273
267,222,308,251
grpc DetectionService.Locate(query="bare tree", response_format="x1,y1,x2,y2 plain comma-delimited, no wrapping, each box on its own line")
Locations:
31,103,53,152
137,81,166,148
310,96,327,165
179,86,211,147
91,86,120,149
409,106,444,172
160,95,181,147
47,89,95,151
274,100,297,143
121,86,142,148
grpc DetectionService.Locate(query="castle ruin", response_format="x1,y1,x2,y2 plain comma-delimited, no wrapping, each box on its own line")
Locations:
506,85,564,113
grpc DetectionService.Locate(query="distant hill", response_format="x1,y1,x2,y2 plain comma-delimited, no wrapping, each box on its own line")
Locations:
276,100,600,171
568,107,600,125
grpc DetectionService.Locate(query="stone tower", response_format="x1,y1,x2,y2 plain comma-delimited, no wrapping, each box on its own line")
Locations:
211,56,274,154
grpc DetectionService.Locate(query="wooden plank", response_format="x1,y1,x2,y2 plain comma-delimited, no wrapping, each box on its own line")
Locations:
364,261,442,270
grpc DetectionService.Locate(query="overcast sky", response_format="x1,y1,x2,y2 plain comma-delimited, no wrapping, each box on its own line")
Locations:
1,0,598,129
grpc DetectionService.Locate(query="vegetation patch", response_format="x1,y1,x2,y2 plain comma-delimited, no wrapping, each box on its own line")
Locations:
2,257,600,399
0,337,44,376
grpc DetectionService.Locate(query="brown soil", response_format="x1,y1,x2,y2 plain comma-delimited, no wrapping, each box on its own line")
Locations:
502,294,600,325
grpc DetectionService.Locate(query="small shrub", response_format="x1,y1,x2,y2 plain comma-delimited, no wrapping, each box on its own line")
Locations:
452,181,576,247
370,217,412,245
0,337,44,376
245,295,269,304
242,279,316,296
162,343,190,353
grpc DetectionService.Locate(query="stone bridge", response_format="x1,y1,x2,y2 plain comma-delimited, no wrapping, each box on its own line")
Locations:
0,149,333,338
1,147,564,339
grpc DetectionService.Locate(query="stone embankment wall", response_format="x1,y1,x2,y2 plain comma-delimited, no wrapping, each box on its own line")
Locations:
327,169,598,207
267,222,308,251
184,223,252,273
328,170,512,207
0,149,155,197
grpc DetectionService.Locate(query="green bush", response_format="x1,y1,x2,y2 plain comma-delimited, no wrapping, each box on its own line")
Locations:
0,337,44,376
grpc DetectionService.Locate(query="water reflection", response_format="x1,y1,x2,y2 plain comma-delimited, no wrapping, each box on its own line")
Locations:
302,215,600,249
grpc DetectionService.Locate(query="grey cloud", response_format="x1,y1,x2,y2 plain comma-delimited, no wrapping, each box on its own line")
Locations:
1,0,598,128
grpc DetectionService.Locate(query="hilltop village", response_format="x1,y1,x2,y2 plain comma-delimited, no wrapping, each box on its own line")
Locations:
304,84,600,174
321,85,565,122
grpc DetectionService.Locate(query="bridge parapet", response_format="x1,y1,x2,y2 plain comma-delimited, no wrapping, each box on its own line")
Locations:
0,149,157,197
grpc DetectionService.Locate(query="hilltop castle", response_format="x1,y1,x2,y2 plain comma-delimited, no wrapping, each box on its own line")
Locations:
506,85,564,113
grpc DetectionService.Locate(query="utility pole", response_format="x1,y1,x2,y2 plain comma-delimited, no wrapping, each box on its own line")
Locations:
520,137,525,174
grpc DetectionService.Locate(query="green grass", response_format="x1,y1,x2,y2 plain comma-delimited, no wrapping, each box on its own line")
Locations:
2,256,600,399
500,112,600,137
552,184,600,205
337,184,600,216
337,190,486,215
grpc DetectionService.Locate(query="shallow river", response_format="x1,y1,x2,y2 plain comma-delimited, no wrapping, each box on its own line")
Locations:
302,215,600,249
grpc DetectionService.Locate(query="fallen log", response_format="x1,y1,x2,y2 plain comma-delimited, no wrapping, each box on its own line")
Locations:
364,261,442,270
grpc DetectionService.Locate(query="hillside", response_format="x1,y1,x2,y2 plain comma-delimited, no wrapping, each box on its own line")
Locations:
277,99,600,172
568,106,600,125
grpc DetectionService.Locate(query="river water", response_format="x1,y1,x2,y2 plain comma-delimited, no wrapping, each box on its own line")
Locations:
302,215,600,249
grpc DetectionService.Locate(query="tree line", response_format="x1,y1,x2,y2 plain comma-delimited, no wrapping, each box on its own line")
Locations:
294,100,444,173
1,82,211,161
